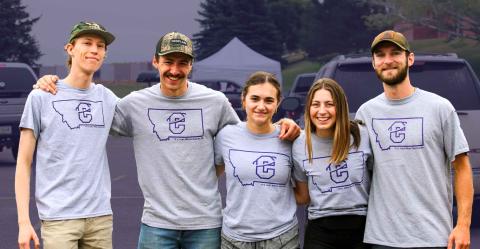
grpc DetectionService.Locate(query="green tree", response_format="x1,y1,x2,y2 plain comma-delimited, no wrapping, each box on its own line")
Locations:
0,0,41,66
300,0,380,57
266,0,310,51
194,0,283,61
365,0,480,42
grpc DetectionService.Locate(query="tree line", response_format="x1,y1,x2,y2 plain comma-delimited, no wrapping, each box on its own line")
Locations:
1,0,479,66
193,0,480,64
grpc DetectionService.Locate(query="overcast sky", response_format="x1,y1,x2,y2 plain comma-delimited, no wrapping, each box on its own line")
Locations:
23,0,203,66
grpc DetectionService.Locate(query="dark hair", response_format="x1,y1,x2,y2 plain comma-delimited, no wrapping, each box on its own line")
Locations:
242,71,282,102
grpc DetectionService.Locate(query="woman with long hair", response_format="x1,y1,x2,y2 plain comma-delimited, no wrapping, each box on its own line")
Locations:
292,78,372,249
214,71,309,249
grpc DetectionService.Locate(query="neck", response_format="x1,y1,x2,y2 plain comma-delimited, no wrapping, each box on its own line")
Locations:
160,82,189,97
383,78,415,100
246,121,275,135
315,129,333,139
63,67,94,89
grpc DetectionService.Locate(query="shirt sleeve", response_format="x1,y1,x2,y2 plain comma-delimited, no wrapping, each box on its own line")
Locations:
442,108,470,162
292,141,308,182
110,96,133,137
214,128,225,166
218,96,240,131
19,90,42,139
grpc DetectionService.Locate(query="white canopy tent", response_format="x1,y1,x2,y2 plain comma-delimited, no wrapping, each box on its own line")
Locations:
192,37,283,88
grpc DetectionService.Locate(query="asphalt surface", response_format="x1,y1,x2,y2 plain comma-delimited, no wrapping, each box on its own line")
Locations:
0,136,478,249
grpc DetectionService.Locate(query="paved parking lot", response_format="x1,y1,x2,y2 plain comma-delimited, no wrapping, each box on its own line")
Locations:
0,136,478,248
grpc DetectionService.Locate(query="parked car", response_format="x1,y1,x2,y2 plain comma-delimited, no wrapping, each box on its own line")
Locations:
287,72,316,98
279,53,480,216
0,62,38,160
195,79,244,120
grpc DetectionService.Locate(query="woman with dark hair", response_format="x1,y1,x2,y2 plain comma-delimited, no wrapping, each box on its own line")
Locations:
214,71,309,249
292,78,372,249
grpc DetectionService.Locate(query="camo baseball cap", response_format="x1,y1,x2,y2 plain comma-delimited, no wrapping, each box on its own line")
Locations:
371,30,410,53
68,21,115,45
156,32,194,58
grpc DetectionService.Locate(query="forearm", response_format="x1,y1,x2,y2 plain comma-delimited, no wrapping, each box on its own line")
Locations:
15,162,32,225
453,154,474,227
15,129,36,225
294,181,310,205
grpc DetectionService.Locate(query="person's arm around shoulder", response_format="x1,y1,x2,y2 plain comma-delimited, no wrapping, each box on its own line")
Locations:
15,128,40,249
448,152,473,249
34,75,59,94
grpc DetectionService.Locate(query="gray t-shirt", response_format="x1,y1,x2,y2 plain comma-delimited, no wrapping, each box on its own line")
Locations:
20,81,118,220
292,127,372,220
111,82,239,230
214,123,298,242
355,88,470,247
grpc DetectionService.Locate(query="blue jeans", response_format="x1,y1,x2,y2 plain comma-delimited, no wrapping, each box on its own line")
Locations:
138,223,221,249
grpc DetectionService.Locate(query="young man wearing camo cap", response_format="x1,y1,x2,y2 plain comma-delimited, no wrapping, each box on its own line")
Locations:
355,30,473,249
15,21,118,249
110,31,233,249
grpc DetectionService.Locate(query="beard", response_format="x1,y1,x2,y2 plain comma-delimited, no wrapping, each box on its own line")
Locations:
375,63,408,86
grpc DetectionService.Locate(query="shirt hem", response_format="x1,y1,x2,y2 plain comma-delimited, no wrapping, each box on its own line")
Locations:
39,210,113,221
222,220,298,242
363,238,447,248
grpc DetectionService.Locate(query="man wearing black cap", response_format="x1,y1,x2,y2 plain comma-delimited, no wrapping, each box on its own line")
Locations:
15,21,117,249
355,30,473,249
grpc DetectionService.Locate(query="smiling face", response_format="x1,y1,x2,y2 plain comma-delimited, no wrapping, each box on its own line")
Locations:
66,35,106,74
153,52,192,97
243,82,279,128
309,88,337,138
372,43,414,86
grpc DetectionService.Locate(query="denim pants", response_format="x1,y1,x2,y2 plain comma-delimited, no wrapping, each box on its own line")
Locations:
137,223,221,249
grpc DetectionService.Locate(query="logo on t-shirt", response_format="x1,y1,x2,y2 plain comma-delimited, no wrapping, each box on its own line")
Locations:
253,155,276,179
327,161,349,184
148,108,204,141
372,117,424,150
229,149,291,186
304,151,365,193
167,112,186,134
52,99,105,129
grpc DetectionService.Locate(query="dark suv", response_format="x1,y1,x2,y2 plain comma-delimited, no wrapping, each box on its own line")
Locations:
0,62,38,160
287,72,316,98
280,53,480,217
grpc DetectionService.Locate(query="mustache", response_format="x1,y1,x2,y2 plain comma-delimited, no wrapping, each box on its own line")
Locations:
165,73,186,78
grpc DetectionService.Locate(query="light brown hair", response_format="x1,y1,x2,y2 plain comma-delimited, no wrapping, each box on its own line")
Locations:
304,78,360,164
242,71,282,104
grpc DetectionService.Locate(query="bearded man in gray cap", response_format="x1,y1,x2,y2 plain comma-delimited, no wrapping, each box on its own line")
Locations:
355,30,474,249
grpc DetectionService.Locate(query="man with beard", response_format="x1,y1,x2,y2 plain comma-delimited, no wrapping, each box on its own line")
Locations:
355,30,473,249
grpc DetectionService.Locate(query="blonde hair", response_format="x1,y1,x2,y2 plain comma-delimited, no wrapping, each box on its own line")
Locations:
304,78,360,164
